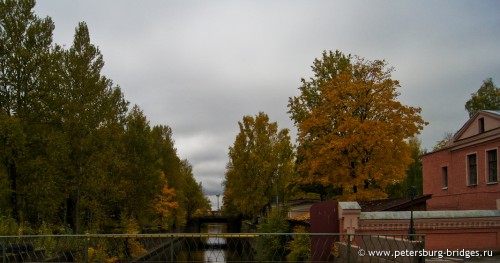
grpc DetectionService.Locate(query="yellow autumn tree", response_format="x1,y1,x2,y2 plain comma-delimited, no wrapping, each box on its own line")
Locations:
288,51,427,201
223,112,294,220
152,172,179,230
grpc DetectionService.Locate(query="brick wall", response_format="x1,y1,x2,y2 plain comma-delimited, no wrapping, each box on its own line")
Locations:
423,142,500,210
358,216,500,250
338,203,500,251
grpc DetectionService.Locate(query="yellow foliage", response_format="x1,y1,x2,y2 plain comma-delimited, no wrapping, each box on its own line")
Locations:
331,243,339,258
124,217,140,234
87,246,120,263
152,172,179,229
154,185,179,214
105,257,120,263
127,239,148,259
286,226,311,262
223,112,294,219
292,53,427,201
121,217,148,259
290,212,310,221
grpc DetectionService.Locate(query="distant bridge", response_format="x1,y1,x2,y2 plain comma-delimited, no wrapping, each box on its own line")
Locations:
186,211,242,233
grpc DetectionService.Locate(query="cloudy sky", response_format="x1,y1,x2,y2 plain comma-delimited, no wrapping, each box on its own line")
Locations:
34,1,500,201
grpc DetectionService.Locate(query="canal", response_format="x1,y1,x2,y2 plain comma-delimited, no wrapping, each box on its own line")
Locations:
170,223,254,262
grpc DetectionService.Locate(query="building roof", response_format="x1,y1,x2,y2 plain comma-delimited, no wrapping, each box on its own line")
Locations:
453,110,500,141
287,199,320,207
482,110,500,115
425,110,500,155
359,194,432,212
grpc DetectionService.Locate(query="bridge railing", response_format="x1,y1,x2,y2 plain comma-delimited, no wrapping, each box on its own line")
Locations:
0,233,425,262
203,210,223,217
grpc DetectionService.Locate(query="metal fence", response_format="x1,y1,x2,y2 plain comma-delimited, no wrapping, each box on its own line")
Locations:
0,233,425,263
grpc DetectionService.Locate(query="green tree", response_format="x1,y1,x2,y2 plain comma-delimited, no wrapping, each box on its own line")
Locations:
288,50,352,128
0,113,25,218
257,209,290,262
287,51,352,200
180,160,210,221
119,106,162,230
0,0,208,234
465,78,500,117
286,226,311,262
288,51,427,201
60,22,128,233
0,0,56,118
432,132,454,152
150,125,187,229
0,0,63,222
386,137,426,198
405,137,425,195
223,112,294,220
80,120,127,232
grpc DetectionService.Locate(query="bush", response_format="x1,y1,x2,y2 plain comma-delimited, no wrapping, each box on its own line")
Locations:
257,209,291,261
286,226,311,262
0,216,18,235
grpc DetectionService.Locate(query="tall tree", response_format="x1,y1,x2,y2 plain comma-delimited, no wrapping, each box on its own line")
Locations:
150,125,187,228
223,112,294,220
61,22,128,233
118,106,163,231
465,78,500,117
0,0,56,118
0,0,61,222
180,160,210,221
288,51,427,201
152,171,179,231
0,0,208,234
0,113,25,219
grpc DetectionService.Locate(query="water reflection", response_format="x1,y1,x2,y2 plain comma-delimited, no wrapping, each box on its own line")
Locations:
176,223,228,262
203,224,226,262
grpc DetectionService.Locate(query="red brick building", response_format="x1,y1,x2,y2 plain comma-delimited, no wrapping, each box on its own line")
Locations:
423,110,500,210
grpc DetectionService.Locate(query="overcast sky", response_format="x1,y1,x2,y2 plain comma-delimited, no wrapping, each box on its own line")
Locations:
34,1,500,200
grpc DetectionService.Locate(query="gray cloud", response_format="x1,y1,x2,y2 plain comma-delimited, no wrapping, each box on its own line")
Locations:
35,0,500,195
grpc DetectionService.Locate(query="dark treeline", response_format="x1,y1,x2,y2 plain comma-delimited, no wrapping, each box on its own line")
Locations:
0,0,209,234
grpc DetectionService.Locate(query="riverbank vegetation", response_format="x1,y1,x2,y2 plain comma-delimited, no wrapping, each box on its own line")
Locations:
2,0,443,237
0,0,209,234
223,50,427,221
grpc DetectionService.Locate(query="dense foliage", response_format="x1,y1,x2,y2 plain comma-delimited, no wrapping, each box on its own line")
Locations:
386,137,425,198
465,78,500,117
223,112,294,220
257,209,291,262
288,50,427,201
0,0,209,234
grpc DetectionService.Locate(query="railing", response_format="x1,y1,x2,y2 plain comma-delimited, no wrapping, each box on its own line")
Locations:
0,233,425,262
207,210,223,217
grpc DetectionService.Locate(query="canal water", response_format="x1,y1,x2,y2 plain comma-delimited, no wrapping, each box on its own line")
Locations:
176,223,226,262
174,223,254,262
